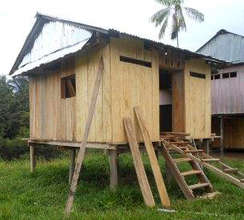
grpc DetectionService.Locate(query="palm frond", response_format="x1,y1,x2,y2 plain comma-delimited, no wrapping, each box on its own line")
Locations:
184,7,204,22
158,16,169,39
151,7,170,27
178,6,186,31
154,0,172,7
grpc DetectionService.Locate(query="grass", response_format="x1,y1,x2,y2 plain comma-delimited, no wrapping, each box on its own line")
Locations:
0,150,244,220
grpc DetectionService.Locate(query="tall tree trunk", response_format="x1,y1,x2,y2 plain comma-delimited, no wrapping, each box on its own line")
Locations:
176,32,179,48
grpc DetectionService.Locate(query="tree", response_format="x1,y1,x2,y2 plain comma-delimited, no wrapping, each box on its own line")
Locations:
151,0,204,47
0,76,29,139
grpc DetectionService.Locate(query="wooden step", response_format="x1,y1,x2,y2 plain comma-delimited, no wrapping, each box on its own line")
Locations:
184,149,203,153
201,191,221,199
173,158,192,163
170,142,189,146
161,132,190,136
240,179,244,183
202,158,220,162
189,183,210,190
181,170,202,177
223,168,238,173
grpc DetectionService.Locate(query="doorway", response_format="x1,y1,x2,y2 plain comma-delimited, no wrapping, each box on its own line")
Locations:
159,69,172,132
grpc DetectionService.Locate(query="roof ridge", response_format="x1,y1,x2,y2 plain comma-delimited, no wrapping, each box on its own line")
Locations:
35,12,108,34
197,29,244,52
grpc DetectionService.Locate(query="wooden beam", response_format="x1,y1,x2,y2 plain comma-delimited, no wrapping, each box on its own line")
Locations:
28,140,116,150
220,117,224,157
123,117,155,207
108,149,118,191
161,132,190,136
161,146,195,199
134,107,170,208
69,149,76,184
64,57,104,217
29,143,36,173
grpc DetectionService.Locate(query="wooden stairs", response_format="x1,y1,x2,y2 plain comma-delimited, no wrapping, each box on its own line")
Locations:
161,132,215,199
161,132,244,197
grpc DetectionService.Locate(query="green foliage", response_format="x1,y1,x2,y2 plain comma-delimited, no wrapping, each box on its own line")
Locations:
0,152,243,219
0,76,29,139
0,75,29,160
151,0,204,46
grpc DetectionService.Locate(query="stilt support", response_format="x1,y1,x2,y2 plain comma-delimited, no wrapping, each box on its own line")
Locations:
108,149,118,190
30,143,36,173
220,117,224,157
69,148,76,184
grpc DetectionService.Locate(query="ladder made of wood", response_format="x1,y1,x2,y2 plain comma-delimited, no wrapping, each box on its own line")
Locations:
161,132,215,199
161,132,244,191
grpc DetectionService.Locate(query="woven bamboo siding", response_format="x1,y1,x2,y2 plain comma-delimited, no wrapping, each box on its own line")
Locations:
110,38,159,143
184,59,211,139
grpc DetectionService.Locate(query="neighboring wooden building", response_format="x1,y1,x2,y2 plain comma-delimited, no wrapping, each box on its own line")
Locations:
197,29,244,150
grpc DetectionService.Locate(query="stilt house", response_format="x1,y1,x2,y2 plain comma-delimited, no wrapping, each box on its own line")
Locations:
198,29,244,150
11,14,244,207
10,13,222,147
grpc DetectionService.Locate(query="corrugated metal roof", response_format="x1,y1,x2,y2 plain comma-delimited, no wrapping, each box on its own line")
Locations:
10,13,226,76
197,30,244,63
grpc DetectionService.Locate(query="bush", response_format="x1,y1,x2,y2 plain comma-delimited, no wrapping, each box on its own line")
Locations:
0,138,28,161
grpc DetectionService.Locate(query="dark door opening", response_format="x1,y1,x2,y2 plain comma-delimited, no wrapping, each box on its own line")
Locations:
159,69,172,132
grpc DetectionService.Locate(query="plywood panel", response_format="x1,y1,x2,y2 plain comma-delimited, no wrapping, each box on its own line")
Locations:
75,45,112,143
172,71,185,132
184,59,211,139
110,38,159,143
224,118,244,149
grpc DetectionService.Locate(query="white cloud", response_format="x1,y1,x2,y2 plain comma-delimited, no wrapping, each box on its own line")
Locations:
1,0,244,75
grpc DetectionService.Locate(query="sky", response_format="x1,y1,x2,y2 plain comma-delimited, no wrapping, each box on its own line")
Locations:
1,0,244,76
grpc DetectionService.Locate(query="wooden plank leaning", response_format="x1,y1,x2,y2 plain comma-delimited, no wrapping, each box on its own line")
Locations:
64,57,104,217
134,107,171,208
123,117,155,207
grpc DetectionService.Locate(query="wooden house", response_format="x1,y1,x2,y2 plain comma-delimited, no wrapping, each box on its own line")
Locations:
198,29,244,151
9,13,224,187
11,14,244,209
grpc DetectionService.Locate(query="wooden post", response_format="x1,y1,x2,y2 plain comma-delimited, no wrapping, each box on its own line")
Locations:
203,139,210,155
30,143,36,173
108,149,118,190
155,142,160,160
64,57,104,217
220,117,224,157
165,161,173,184
123,117,155,207
134,107,170,208
69,148,76,184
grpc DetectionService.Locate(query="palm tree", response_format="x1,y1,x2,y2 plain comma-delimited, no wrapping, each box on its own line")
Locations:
151,0,204,47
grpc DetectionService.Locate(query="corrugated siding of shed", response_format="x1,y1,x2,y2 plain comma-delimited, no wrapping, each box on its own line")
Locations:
212,65,244,114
